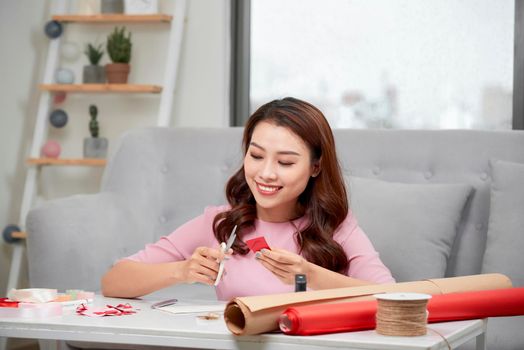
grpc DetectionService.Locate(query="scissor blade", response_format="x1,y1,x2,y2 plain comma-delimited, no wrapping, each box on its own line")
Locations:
225,225,238,250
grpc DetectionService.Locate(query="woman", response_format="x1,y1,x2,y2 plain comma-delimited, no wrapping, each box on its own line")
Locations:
102,97,394,301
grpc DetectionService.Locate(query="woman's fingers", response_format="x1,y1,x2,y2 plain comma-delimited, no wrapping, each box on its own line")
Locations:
195,246,228,270
197,246,226,262
188,269,216,285
257,259,289,280
187,260,217,284
259,248,300,265
257,254,290,274
256,248,309,284
184,246,230,284
190,253,217,274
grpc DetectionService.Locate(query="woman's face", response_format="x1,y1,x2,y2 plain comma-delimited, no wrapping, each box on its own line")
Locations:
244,121,318,222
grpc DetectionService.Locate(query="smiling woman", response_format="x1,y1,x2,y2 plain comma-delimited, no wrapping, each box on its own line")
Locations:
101,97,394,301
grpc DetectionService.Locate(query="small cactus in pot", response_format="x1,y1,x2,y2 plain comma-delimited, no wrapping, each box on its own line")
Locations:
105,26,132,84
89,105,100,137
83,105,108,158
83,43,106,83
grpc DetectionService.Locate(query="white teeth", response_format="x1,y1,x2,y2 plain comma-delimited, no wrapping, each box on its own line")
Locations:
258,184,280,192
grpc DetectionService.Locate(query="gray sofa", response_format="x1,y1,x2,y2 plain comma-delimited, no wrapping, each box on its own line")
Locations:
26,127,524,349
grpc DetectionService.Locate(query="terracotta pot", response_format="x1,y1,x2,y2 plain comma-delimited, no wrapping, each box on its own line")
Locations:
105,63,130,84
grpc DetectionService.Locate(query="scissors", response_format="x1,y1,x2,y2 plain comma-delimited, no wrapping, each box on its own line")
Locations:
150,298,178,309
214,225,237,286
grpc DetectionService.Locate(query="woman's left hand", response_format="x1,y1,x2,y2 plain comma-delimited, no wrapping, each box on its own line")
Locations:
255,248,311,285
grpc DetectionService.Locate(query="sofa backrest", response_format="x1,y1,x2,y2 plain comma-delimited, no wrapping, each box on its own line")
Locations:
334,129,524,278
101,127,244,255
101,127,524,278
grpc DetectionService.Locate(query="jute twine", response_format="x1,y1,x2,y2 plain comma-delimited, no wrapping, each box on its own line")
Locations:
373,293,451,349
375,298,429,336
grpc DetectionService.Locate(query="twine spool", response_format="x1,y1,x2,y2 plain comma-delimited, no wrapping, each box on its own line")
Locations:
374,293,432,336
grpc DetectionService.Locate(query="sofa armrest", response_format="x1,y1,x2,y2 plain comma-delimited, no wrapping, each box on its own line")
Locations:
26,192,142,291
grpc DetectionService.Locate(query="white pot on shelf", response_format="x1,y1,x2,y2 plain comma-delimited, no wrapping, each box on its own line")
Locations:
101,0,124,13
125,0,158,14
83,137,108,159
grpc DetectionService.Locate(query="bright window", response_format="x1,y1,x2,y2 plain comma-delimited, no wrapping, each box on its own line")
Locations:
250,0,514,129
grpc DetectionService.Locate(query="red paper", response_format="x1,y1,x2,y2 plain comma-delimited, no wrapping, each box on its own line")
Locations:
76,303,137,317
280,287,524,335
245,237,271,252
0,298,19,308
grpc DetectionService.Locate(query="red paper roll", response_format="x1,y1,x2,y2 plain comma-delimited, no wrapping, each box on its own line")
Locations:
280,287,524,335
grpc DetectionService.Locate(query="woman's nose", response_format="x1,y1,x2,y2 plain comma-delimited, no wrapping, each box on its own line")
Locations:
260,160,277,180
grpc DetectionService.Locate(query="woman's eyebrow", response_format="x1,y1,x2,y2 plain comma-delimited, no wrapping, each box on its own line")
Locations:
250,142,301,156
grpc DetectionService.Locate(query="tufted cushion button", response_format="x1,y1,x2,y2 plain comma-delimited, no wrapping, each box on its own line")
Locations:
372,167,381,176
158,215,167,224
424,171,433,180
160,164,169,174
480,172,489,181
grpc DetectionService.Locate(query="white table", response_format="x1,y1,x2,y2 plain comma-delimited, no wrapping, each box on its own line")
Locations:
0,295,487,350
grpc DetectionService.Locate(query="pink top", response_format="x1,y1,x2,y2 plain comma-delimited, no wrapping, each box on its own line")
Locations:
126,206,394,301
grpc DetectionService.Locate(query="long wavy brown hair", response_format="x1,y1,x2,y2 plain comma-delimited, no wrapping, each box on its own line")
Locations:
213,97,349,273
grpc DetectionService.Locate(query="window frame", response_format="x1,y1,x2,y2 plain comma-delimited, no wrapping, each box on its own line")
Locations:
514,0,524,129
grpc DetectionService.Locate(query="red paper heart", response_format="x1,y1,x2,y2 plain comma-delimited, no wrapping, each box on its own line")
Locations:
245,237,271,252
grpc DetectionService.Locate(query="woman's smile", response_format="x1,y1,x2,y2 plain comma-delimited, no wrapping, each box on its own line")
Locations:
255,182,283,195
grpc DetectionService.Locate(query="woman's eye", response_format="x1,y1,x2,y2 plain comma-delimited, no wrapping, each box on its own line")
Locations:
279,161,294,167
250,153,263,160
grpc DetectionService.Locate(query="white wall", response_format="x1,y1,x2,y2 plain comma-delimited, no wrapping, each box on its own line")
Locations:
0,0,230,293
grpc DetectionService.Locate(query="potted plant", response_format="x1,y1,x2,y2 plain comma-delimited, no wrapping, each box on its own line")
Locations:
105,26,132,84
101,0,124,13
83,43,105,83
83,105,108,158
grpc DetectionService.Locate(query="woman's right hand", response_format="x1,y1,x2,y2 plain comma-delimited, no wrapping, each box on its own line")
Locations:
181,246,228,285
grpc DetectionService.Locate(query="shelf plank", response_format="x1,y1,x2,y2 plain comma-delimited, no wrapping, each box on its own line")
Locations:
27,158,107,167
39,84,162,94
12,231,27,240
52,14,172,23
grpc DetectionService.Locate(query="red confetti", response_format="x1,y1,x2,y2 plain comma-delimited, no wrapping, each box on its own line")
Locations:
76,303,137,317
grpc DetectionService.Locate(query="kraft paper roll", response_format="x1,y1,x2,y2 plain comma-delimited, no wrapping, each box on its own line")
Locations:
223,273,512,335
281,287,524,335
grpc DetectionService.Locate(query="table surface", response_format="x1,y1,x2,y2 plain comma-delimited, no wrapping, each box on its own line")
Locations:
0,295,487,350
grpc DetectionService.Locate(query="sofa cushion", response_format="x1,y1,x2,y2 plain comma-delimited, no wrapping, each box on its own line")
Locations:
482,160,524,287
479,161,524,350
347,176,473,282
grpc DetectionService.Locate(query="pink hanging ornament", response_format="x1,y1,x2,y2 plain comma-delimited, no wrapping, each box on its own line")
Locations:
41,140,61,158
53,92,67,105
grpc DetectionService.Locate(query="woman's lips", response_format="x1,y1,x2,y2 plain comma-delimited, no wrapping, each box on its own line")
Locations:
256,182,282,195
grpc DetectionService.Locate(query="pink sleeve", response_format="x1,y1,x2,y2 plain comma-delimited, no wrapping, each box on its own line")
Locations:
335,211,395,284
124,206,223,263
